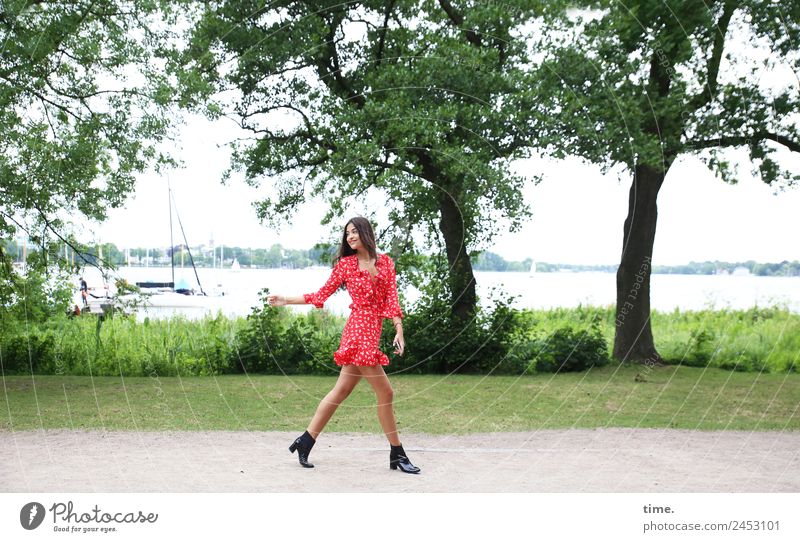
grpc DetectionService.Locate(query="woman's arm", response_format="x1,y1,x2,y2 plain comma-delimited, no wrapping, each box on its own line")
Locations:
383,258,405,356
379,257,404,319
391,316,405,356
268,259,345,308
267,295,306,306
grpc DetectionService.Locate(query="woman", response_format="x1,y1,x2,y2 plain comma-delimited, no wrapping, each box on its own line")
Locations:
267,217,421,474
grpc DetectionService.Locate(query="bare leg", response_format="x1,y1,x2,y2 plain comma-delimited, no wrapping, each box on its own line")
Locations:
357,365,401,446
306,365,362,439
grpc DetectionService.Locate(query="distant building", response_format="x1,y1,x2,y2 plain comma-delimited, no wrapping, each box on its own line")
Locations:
732,266,751,276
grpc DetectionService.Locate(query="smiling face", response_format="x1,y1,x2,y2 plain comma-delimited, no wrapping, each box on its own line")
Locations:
345,222,361,250
339,216,377,262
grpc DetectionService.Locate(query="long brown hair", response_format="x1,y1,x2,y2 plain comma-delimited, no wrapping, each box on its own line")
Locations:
335,216,378,265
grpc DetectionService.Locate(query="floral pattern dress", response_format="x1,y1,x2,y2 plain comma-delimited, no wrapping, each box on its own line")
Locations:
303,253,404,366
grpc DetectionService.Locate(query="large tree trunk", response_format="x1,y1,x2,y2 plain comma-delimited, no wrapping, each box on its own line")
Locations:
437,190,477,322
613,163,665,364
414,148,478,322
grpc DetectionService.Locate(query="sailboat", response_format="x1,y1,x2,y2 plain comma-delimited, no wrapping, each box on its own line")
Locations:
74,186,227,316
121,185,226,311
231,257,241,272
529,259,537,276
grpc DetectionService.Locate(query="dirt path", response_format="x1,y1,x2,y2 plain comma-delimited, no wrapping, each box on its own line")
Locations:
1,428,798,492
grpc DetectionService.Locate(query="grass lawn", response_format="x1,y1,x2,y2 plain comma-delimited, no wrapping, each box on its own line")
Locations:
1,365,798,433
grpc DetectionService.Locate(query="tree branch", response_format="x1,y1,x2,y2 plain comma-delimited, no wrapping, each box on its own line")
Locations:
687,132,800,153
315,11,366,107
496,133,530,156
42,81,154,102
28,87,83,121
262,60,316,80
41,76,99,118
437,0,482,46
29,200,116,274
689,0,737,111
375,0,396,67
238,103,338,152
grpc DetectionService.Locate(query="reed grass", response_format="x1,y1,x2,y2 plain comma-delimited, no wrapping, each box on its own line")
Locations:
1,305,796,376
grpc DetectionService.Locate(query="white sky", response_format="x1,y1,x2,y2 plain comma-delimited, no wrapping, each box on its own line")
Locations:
95,111,800,266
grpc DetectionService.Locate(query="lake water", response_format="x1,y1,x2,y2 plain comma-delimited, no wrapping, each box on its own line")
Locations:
73,266,800,319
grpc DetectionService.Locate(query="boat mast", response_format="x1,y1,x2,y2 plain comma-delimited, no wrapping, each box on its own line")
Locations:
170,189,207,296
168,181,175,288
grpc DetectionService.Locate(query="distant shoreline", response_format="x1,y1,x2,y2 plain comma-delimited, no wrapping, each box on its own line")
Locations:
6,238,798,276
90,263,797,278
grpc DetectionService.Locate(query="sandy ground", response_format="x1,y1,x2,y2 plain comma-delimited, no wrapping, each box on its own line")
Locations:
1,428,798,492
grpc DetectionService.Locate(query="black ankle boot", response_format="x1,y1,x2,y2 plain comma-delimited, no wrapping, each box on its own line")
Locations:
390,443,421,474
289,430,316,468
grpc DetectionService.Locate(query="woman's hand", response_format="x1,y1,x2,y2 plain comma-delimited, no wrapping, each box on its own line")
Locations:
267,294,286,306
392,331,405,356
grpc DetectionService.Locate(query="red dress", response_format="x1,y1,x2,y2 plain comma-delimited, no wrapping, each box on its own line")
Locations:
303,253,404,366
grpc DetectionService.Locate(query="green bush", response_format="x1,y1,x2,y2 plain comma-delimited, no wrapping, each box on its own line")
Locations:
392,257,530,374
685,329,716,367
0,310,244,377
233,288,345,375
2,326,57,373
2,274,796,376
653,305,798,373
531,321,610,373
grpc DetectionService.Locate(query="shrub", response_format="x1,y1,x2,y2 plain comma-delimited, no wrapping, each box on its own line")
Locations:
531,321,610,373
1,327,57,374
393,256,527,374
685,329,716,367
233,288,345,375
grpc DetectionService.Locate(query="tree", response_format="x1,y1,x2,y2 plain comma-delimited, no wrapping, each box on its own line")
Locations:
175,0,553,322
0,0,178,296
540,0,800,363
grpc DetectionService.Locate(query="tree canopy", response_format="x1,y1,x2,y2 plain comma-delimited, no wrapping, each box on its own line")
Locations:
542,0,800,183
536,0,800,362
174,0,559,320
0,0,179,297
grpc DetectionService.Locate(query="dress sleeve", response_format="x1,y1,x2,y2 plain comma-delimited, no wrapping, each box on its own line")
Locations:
379,256,404,319
303,259,345,309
